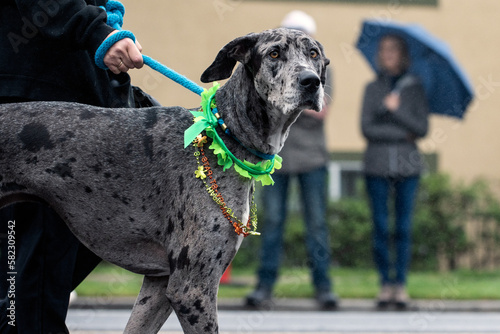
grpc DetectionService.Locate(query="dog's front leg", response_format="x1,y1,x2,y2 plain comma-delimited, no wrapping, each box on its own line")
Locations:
124,275,172,334
167,273,221,334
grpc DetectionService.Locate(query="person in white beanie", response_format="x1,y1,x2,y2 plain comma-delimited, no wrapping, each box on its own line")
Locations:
246,10,338,310
280,10,317,36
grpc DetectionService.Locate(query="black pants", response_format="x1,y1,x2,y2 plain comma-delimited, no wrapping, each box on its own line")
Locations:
0,202,101,334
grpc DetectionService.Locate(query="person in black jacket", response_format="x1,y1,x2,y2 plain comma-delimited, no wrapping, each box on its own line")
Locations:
0,1,144,332
361,35,428,309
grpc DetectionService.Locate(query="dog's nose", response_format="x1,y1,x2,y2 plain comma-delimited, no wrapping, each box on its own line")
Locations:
299,71,321,92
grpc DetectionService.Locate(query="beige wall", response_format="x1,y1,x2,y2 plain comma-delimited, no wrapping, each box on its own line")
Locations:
122,0,500,190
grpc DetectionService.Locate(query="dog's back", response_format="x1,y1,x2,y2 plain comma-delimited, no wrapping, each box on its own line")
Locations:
0,101,208,275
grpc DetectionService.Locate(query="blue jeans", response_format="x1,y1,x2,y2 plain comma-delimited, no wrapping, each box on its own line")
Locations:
257,166,332,292
365,175,420,286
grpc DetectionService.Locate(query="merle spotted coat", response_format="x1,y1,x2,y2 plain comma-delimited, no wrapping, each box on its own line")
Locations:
0,28,329,333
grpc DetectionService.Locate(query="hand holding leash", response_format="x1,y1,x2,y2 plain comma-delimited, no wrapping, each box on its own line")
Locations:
103,30,143,74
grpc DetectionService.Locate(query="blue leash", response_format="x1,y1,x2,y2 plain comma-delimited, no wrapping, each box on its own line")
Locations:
94,1,204,96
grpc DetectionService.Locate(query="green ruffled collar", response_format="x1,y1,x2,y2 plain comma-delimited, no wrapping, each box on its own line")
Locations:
184,83,282,186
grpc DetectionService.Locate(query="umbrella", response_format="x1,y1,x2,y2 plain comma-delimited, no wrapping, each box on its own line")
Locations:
355,19,474,119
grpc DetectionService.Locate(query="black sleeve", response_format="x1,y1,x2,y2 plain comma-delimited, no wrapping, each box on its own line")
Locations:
15,0,115,54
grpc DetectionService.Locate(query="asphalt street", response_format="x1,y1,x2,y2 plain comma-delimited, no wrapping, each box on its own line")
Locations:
67,308,500,333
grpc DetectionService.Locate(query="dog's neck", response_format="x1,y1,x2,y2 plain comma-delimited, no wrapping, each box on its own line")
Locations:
215,66,302,159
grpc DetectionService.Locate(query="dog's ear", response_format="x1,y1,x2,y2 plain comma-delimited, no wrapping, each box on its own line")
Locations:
201,33,259,83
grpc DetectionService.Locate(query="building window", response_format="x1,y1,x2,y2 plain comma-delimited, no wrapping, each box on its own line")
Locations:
328,160,364,200
328,151,438,200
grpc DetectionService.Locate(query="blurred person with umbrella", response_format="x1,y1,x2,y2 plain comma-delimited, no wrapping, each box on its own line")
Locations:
357,20,474,118
355,20,473,309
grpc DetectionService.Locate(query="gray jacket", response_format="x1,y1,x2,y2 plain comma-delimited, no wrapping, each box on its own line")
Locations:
361,74,429,177
278,112,328,174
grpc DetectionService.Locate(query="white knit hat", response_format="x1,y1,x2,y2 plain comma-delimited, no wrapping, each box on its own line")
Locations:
280,10,317,36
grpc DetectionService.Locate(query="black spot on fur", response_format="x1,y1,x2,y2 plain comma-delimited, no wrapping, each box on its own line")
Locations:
194,299,205,313
216,251,223,260
168,250,176,273
167,218,175,234
25,156,38,165
143,135,154,161
80,109,96,120
270,62,279,78
46,162,73,179
125,143,134,155
177,246,190,270
144,109,158,129
179,305,191,314
90,164,102,173
84,186,92,193
188,314,199,326
19,123,54,153
112,192,130,205
204,322,214,332
178,175,184,195
1,182,27,192
212,224,220,232
249,48,263,76
139,296,151,305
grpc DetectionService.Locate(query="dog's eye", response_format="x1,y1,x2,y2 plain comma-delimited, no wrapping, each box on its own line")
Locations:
310,49,319,59
270,50,279,59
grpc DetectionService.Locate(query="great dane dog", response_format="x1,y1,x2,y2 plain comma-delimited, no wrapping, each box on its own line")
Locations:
0,28,329,333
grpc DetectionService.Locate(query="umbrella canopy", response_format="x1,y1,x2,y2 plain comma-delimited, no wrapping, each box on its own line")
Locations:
356,19,474,119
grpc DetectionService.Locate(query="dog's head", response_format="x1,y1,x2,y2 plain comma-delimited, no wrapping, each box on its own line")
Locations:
201,28,330,115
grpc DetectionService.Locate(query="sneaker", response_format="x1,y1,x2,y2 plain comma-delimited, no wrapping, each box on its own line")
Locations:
316,290,338,310
245,287,272,307
393,284,410,310
376,284,393,309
